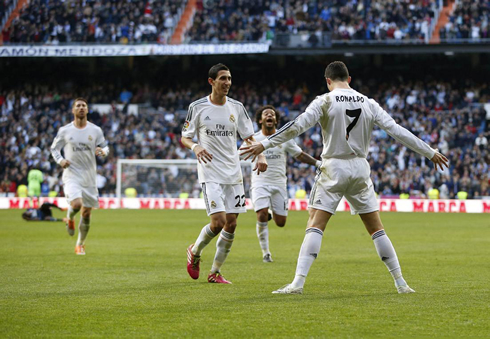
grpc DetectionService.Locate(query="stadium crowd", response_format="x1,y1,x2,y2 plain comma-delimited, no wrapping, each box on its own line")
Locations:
187,0,437,43
3,0,184,45
0,78,489,199
440,0,490,41
4,0,488,45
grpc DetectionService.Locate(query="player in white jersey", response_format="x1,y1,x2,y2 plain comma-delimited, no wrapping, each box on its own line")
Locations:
241,61,448,294
182,64,267,284
51,98,109,255
246,105,321,263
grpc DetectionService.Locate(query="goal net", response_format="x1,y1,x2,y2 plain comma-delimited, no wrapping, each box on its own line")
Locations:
116,159,253,207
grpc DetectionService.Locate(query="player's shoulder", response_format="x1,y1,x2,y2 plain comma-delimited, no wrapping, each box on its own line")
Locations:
189,96,208,110
227,97,245,108
58,122,74,133
87,121,103,132
253,130,265,140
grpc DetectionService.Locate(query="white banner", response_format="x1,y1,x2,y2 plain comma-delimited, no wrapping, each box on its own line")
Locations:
2,197,489,213
0,43,270,57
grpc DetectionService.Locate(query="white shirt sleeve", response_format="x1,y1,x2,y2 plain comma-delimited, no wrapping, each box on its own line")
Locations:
285,139,303,158
182,105,198,139
261,97,323,150
96,127,109,157
371,99,436,159
237,105,254,140
50,128,66,165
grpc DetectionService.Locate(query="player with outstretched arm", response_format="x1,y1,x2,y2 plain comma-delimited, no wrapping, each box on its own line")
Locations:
241,61,448,294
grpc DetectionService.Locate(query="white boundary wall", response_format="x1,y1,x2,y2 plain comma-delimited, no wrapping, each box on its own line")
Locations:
2,197,489,213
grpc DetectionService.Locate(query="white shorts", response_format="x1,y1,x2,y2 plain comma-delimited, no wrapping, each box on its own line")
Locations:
309,158,378,215
250,185,289,216
201,182,247,216
64,182,99,208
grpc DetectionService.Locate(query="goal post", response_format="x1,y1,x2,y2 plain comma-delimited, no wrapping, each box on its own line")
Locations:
116,159,253,208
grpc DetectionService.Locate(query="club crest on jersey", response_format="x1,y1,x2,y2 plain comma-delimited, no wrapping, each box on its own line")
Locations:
229,114,235,123
211,201,217,208
183,121,190,130
88,135,93,141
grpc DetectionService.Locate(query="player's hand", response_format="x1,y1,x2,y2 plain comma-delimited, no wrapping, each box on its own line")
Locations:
240,141,265,162
253,154,268,175
95,147,106,157
60,159,71,168
193,145,213,164
431,149,449,171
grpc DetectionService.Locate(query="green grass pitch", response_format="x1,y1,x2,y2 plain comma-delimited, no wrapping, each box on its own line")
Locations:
1,209,489,338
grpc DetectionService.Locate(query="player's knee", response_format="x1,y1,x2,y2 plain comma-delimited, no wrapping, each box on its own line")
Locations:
211,217,226,231
224,221,237,233
81,209,91,219
71,201,82,210
256,209,268,222
275,217,286,227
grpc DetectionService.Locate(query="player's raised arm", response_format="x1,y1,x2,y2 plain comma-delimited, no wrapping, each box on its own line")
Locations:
372,100,449,170
241,97,325,161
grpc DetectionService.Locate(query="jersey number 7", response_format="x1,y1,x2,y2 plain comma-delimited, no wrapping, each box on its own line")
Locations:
345,108,362,140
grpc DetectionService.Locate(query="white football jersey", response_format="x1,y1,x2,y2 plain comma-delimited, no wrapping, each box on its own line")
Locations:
51,122,107,187
261,88,436,160
249,131,302,188
182,96,254,184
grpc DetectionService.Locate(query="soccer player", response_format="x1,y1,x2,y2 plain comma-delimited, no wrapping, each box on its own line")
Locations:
182,63,268,284
246,105,321,263
241,61,449,294
22,202,68,222
50,98,109,255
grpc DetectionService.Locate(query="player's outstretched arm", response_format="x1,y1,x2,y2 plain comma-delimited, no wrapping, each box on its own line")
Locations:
241,99,323,161
243,136,268,175
430,150,449,171
181,136,213,164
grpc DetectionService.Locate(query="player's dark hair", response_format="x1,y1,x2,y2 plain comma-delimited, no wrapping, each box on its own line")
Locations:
21,211,29,220
324,61,349,81
72,97,88,108
208,63,230,80
255,105,281,129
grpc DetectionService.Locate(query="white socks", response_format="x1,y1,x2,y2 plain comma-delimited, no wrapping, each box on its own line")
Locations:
291,227,324,289
67,205,79,220
211,230,235,273
76,217,90,246
256,221,269,256
192,224,216,256
372,229,407,287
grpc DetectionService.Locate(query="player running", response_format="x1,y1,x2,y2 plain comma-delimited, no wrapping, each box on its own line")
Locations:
51,98,109,255
241,61,449,294
245,105,321,263
182,63,267,284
